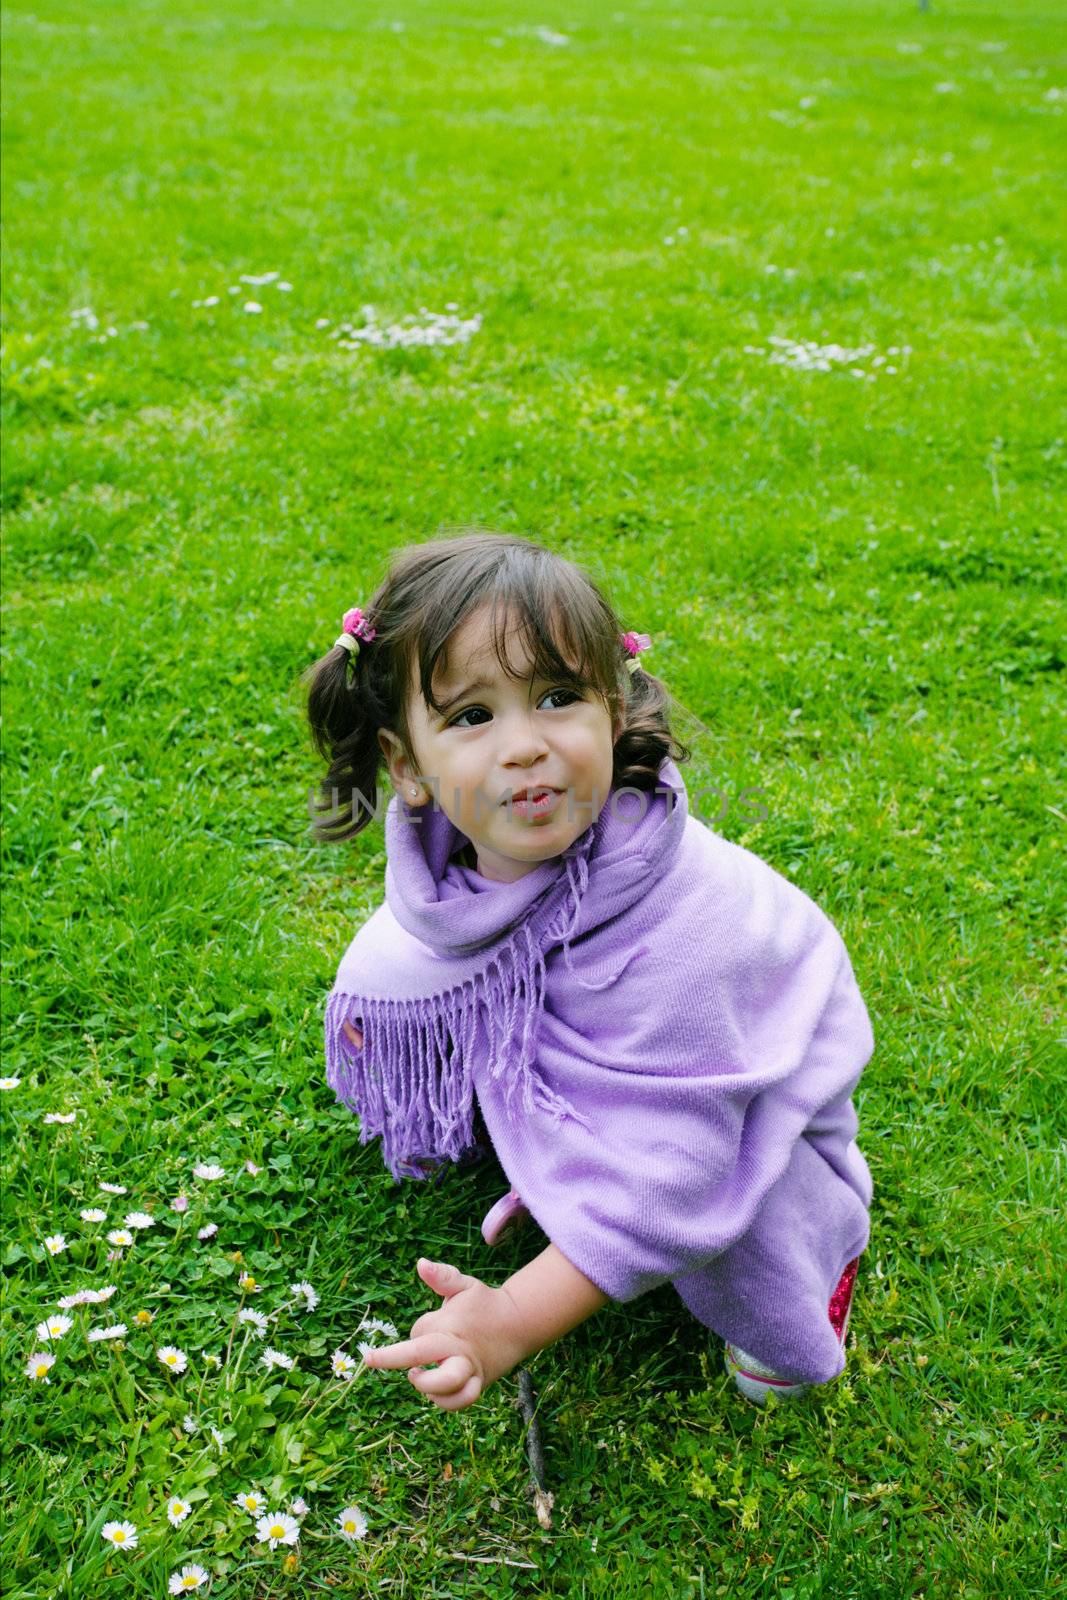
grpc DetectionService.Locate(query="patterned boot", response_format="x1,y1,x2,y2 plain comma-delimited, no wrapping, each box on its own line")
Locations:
724,1257,860,1405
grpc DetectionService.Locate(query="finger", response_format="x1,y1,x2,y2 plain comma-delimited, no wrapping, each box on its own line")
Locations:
416,1257,479,1300
407,1354,474,1396
361,1334,461,1371
428,1372,484,1412
342,1021,363,1048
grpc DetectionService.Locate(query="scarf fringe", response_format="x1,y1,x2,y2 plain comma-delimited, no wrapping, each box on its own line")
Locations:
326,848,614,1181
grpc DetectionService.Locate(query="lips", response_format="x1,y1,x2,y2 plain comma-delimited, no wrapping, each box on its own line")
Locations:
504,786,561,803
502,786,564,821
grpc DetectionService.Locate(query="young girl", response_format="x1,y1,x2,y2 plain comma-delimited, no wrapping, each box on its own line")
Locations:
305,531,875,1413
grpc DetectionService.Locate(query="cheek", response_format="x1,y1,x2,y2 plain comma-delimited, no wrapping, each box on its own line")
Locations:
444,749,485,789
581,712,617,770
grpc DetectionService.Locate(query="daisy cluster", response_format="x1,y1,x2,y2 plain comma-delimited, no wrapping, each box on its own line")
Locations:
14,1150,396,1579
67,307,150,344
323,304,482,351
191,269,293,314
99,1489,369,1589
744,336,912,379
56,274,483,357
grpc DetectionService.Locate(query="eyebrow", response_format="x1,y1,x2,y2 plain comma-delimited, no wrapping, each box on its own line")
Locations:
435,679,495,714
435,670,580,715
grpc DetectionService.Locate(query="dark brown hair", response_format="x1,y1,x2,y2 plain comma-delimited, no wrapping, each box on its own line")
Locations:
304,529,690,841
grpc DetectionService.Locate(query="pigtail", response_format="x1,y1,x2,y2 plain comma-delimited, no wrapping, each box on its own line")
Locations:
612,662,691,793
304,643,385,842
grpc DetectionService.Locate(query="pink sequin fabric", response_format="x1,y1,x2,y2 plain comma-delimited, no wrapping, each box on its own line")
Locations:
828,1256,859,1339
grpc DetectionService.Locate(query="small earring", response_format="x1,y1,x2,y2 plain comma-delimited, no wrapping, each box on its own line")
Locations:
408,785,419,799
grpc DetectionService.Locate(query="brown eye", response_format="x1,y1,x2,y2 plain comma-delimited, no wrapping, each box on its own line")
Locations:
448,706,491,728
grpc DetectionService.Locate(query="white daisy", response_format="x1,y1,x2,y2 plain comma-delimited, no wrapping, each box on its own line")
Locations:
358,1315,398,1340
43,1111,76,1124
193,1163,225,1181
101,1520,138,1549
157,1345,188,1374
88,1323,127,1342
290,1280,319,1313
234,1489,265,1515
331,1350,357,1380
168,1564,208,1594
237,1272,261,1293
182,1415,199,1435
356,1340,376,1362
336,1505,368,1541
99,1182,127,1194
124,1211,155,1230
210,1426,225,1451
197,1222,218,1240
36,1314,73,1342
171,1194,189,1213
203,1352,221,1368
244,1160,261,1175
0,1076,20,1090
237,1308,268,1338
43,1234,67,1255
255,1510,299,1549
168,1564,209,1594
260,1347,294,1371
59,1283,115,1308
107,1229,134,1248
290,1497,309,1517
80,1208,107,1223
166,1496,192,1526
25,1351,56,1382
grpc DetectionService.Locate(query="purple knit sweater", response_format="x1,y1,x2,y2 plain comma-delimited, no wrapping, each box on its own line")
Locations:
326,758,875,1383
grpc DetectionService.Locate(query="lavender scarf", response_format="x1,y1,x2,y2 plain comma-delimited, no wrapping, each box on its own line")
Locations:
326,759,875,1383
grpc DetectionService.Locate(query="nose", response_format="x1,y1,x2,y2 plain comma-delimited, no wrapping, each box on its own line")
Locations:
498,706,550,767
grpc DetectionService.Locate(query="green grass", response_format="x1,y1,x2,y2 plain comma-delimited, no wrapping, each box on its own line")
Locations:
2,0,1065,1594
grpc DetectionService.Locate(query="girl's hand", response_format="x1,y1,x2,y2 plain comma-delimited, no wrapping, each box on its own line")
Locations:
342,1021,363,1049
361,1259,528,1412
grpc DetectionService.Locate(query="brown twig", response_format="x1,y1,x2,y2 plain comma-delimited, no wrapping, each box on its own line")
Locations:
516,1368,555,1529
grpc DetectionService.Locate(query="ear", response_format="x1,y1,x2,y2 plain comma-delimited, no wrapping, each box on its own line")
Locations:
377,727,429,804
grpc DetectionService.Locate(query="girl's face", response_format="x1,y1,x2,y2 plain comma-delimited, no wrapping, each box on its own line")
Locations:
378,604,620,883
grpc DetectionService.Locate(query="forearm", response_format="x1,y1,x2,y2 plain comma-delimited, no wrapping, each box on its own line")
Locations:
499,1243,610,1365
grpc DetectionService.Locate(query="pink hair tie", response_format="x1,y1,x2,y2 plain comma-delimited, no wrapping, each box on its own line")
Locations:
334,606,377,659
620,630,652,674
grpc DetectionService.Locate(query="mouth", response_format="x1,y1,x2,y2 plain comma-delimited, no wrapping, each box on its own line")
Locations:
503,786,563,819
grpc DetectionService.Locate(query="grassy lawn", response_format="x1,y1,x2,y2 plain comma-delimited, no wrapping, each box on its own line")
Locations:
2,0,1064,1594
